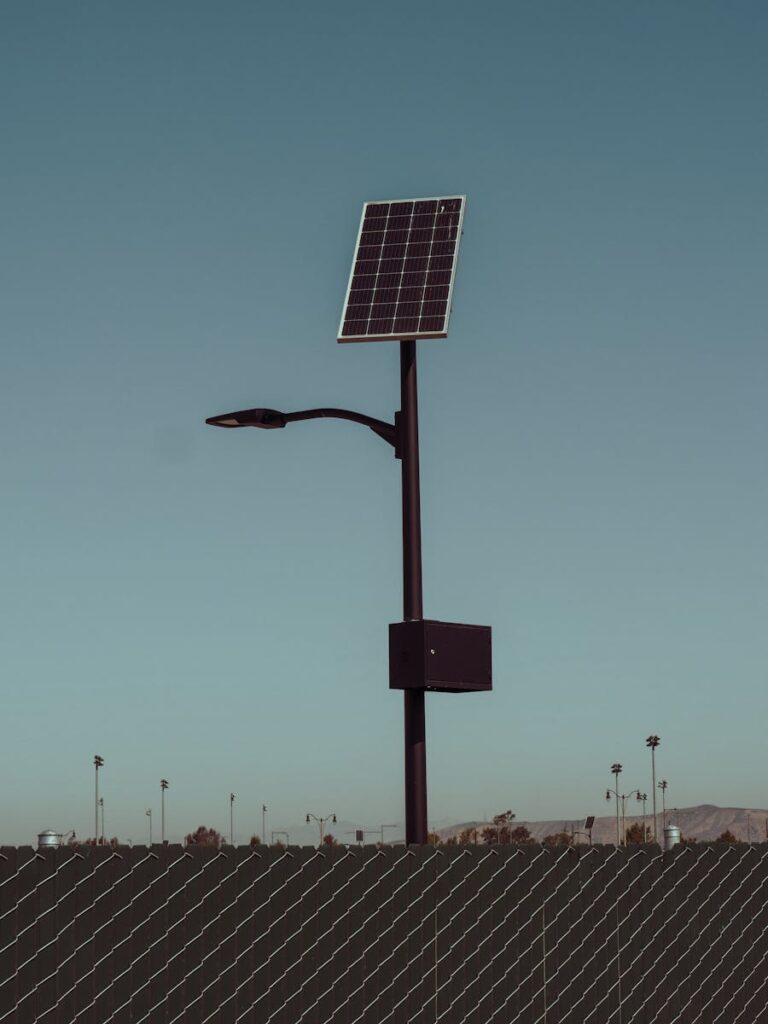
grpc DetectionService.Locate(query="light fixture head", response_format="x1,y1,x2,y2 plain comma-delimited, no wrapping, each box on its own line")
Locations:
206,408,287,429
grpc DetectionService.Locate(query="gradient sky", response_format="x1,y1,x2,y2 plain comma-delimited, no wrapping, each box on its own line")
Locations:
2,1,767,846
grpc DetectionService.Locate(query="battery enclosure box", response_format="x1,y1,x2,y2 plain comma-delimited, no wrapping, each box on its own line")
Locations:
389,620,492,693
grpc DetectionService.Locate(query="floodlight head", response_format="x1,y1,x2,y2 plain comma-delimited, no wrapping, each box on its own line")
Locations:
646,735,660,749
206,408,287,429
611,763,623,775
306,814,310,824
332,814,337,824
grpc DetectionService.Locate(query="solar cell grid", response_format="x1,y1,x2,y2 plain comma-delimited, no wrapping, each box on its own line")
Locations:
337,195,465,343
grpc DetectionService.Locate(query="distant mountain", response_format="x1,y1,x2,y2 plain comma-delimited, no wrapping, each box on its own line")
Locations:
436,805,768,844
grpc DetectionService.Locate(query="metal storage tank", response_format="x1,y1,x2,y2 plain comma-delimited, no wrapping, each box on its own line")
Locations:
663,825,681,850
37,830,62,848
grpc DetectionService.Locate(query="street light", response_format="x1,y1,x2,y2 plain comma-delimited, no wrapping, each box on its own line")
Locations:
161,779,169,844
145,808,152,845
609,764,623,845
230,793,235,847
262,804,267,845
306,812,336,845
99,797,105,844
93,755,104,843
207,356,492,845
606,785,645,845
646,735,660,842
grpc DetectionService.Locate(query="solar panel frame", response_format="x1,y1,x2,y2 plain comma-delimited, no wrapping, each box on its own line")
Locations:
337,194,466,343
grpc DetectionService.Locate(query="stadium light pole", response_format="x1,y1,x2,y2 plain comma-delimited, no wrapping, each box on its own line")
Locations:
230,793,235,847
205,353,429,843
262,804,267,845
646,735,660,842
93,755,104,842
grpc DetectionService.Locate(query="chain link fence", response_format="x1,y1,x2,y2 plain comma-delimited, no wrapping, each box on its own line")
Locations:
2,842,768,1023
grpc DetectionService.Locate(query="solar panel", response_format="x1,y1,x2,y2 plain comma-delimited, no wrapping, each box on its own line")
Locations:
337,195,465,343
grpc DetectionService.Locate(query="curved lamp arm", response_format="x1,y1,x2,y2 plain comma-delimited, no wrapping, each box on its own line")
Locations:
206,406,398,451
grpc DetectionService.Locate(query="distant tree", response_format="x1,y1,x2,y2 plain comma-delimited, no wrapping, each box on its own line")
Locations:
271,839,286,849
185,826,223,847
679,834,698,846
718,830,738,844
80,836,121,848
321,833,339,847
482,811,516,846
427,831,442,845
457,826,480,845
542,832,574,846
249,835,262,847
625,822,653,845
509,825,535,845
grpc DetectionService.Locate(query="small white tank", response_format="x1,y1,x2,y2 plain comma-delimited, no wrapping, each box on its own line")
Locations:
663,825,681,851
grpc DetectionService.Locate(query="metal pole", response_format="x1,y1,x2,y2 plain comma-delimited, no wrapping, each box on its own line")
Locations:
99,798,104,843
95,769,99,842
400,340,426,846
647,735,659,842
643,794,647,839
651,745,657,842
230,793,235,846
160,780,169,843
615,790,621,846
621,796,626,846
262,804,267,845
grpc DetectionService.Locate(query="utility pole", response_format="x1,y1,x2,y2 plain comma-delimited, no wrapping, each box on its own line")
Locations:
658,780,668,832
646,735,660,842
161,779,169,844
93,755,104,842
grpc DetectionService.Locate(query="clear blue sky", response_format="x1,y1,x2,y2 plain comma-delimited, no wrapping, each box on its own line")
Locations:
2,1,767,846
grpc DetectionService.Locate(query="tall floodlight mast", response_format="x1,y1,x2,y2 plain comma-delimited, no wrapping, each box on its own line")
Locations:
206,196,492,845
